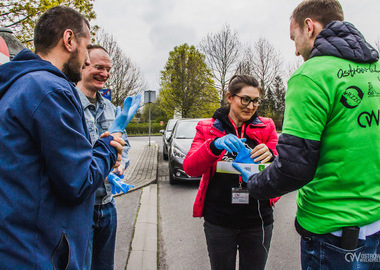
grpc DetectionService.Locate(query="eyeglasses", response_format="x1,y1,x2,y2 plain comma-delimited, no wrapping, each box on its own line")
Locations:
92,64,111,72
234,95,263,107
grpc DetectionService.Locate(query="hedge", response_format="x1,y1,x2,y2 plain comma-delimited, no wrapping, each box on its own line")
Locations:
126,123,163,134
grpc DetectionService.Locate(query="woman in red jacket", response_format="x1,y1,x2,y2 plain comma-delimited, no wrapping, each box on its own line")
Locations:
183,74,278,270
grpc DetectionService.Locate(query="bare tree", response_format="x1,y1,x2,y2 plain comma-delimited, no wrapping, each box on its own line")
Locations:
284,57,303,81
236,38,283,118
237,38,282,99
199,24,241,106
95,29,146,106
235,45,255,75
250,38,282,98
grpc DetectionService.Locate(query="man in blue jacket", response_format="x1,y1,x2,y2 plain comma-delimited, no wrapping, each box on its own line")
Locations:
0,6,126,269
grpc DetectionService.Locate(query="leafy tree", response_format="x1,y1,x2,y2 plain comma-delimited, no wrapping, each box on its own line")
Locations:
160,43,219,118
199,24,241,106
0,0,96,48
95,29,146,107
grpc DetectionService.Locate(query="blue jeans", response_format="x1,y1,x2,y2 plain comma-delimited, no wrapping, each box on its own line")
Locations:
301,231,380,270
84,202,117,270
204,221,273,270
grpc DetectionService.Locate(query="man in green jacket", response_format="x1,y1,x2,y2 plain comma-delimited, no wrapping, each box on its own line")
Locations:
233,0,380,269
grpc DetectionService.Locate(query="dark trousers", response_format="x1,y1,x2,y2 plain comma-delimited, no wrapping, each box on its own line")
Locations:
84,202,117,270
204,220,273,270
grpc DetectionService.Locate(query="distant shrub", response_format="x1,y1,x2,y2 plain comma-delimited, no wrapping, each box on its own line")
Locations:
126,123,162,134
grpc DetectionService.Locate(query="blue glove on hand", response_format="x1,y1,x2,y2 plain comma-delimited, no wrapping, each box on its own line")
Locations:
232,162,254,183
108,94,142,133
108,172,134,194
235,147,260,164
214,134,247,153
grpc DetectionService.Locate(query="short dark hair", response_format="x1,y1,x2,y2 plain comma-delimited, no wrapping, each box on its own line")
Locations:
291,0,344,28
34,6,90,54
88,44,109,55
228,74,261,96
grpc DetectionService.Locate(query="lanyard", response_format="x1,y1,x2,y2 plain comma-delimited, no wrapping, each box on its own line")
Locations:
228,116,245,139
228,116,245,187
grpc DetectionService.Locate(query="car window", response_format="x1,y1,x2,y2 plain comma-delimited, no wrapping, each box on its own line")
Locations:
174,121,198,139
166,119,177,132
0,28,25,60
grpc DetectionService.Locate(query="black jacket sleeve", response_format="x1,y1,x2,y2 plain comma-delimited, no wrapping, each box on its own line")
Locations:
247,133,320,199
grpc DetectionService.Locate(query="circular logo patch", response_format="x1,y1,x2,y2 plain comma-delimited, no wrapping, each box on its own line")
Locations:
340,86,363,109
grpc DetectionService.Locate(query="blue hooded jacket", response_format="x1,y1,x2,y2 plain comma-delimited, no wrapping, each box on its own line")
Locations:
0,49,117,269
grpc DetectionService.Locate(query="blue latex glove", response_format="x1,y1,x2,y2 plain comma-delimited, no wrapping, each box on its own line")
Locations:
108,94,142,133
107,172,134,194
235,147,260,164
232,162,254,183
214,134,247,153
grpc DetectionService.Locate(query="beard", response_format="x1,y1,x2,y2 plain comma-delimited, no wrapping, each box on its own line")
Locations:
62,49,84,83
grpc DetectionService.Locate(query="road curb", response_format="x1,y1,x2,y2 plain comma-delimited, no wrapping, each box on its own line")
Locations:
126,184,158,270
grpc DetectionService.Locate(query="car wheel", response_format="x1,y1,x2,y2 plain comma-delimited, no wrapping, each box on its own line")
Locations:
168,164,178,185
169,174,178,185
163,145,168,160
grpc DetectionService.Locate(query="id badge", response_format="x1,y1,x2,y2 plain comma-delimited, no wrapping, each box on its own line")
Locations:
231,187,249,204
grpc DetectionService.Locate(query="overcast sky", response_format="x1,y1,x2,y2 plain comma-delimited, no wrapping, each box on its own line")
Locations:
93,0,380,90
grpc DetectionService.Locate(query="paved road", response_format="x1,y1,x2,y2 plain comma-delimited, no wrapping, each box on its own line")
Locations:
158,158,210,269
